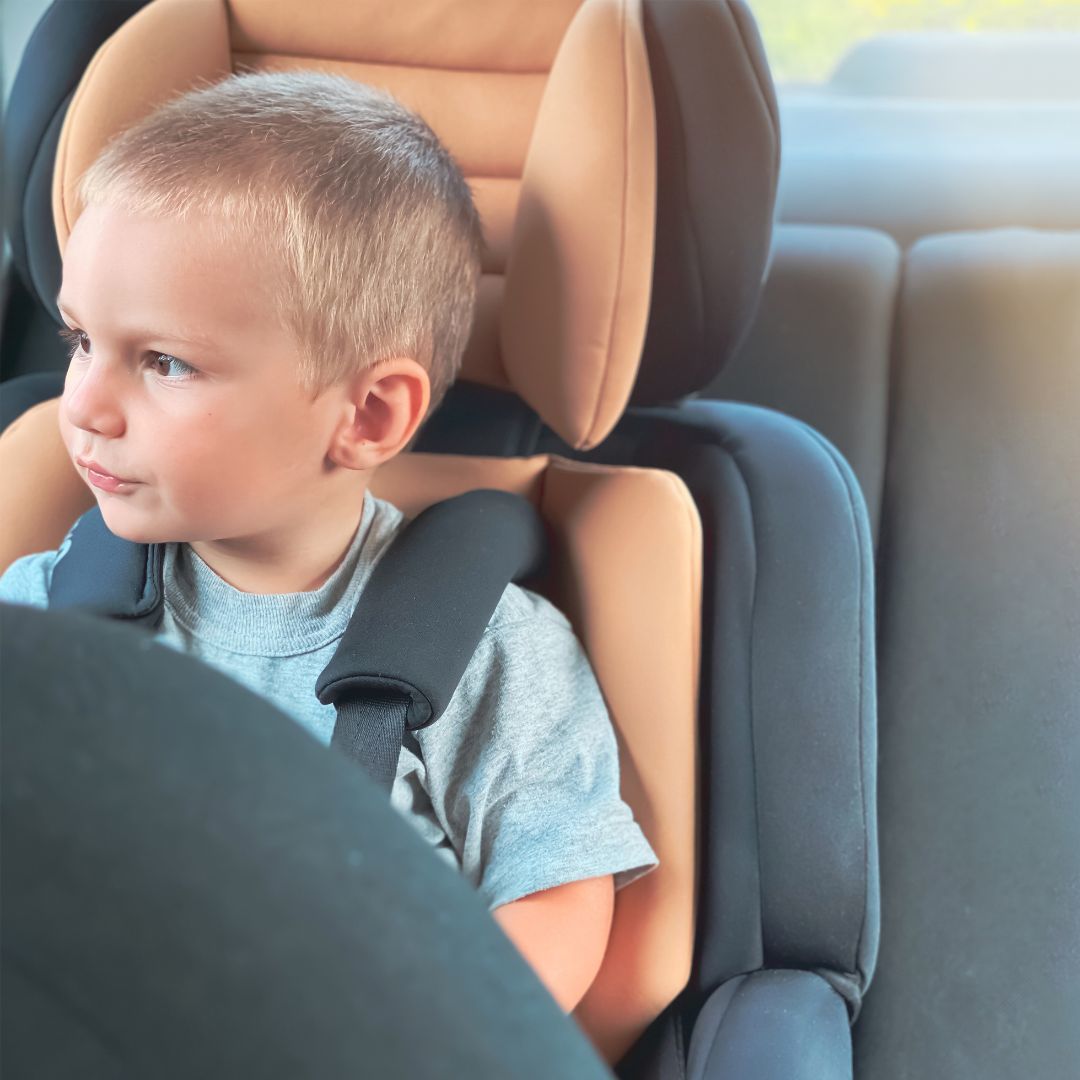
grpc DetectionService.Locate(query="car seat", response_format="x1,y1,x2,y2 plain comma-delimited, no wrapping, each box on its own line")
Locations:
0,2,878,1077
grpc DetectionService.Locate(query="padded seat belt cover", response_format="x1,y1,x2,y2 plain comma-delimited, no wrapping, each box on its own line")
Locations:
48,506,164,628
316,488,547,731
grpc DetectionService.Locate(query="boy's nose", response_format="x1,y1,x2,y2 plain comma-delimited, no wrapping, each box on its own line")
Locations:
62,358,127,439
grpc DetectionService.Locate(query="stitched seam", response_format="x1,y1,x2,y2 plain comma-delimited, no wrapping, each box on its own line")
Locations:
54,38,112,244
3,949,127,1063
700,975,748,1076
673,999,688,1080
740,456,765,965
231,48,553,78
799,421,872,984
713,435,766,962
652,466,705,988
585,0,633,446
162,598,344,658
23,93,72,310
668,424,766,974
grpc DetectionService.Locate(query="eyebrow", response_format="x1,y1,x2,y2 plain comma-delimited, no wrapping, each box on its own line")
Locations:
55,293,218,353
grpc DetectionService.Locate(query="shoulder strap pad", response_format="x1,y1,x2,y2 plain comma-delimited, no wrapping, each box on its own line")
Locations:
48,507,165,630
317,489,547,733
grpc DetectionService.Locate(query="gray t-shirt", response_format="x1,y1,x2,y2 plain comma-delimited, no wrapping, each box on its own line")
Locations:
0,493,658,910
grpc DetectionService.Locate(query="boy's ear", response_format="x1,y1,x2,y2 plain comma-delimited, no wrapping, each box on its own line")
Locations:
326,358,430,471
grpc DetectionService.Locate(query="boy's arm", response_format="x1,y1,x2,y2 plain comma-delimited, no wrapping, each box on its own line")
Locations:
491,873,615,1012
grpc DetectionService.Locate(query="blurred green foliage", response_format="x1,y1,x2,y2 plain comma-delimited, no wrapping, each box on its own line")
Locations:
751,0,1080,83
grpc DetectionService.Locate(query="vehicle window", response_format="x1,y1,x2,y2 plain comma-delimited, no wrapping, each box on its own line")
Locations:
752,0,1080,87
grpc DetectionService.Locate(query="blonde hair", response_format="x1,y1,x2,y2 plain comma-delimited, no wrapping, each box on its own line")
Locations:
77,71,483,413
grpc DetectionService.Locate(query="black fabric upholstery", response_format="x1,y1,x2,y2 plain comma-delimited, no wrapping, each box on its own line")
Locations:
699,227,1080,1077
635,0,780,403
2,1,150,384
1,223,71,383
1,602,613,1080
3,0,148,309
686,971,852,1080
0,369,65,432
415,380,543,457
614,1007,689,1080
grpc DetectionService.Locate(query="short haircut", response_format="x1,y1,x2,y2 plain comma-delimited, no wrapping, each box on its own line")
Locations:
77,71,483,414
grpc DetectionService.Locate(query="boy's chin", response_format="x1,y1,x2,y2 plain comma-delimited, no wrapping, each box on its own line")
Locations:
95,501,183,546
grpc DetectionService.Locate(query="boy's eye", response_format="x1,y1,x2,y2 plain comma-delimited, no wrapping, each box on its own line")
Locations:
56,328,197,382
147,353,197,381
58,326,90,357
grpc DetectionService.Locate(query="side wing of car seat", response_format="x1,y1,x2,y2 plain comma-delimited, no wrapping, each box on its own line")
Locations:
2,0,152,383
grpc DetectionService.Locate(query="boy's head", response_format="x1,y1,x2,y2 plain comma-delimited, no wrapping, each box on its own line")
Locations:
74,71,482,411
57,72,482,551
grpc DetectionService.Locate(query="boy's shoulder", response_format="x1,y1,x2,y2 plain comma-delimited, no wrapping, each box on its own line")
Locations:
486,580,574,640
0,530,76,610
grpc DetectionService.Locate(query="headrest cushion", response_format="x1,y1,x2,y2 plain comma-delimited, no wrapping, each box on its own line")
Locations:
501,0,656,449
52,0,655,449
634,0,781,405
50,0,777,446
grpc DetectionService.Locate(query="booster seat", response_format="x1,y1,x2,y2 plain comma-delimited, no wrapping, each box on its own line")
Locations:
0,2,878,1077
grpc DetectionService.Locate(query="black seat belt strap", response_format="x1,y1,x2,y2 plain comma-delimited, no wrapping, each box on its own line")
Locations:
330,694,410,793
318,488,547,792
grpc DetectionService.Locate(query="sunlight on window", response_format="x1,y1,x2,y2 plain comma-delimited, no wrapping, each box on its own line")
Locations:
751,0,1080,84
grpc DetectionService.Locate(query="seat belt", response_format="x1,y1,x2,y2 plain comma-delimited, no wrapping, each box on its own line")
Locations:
48,489,547,792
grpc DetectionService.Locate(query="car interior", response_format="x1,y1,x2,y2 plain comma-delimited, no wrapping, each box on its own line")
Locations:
0,2,1077,1078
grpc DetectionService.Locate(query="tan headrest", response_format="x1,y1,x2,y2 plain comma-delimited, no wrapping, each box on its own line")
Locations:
52,0,656,450
0,397,700,1064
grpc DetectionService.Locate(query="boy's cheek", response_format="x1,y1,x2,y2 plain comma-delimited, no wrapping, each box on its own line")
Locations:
57,408,78,461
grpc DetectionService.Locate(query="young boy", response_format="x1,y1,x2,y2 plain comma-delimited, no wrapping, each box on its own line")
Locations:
0,71,658,1012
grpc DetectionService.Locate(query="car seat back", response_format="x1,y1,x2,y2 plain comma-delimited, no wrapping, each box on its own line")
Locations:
2,2,883,1076
50,0,656,451
6,0,713,1061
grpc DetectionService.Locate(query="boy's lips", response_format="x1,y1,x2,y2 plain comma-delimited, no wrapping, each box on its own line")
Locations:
76,456,140,486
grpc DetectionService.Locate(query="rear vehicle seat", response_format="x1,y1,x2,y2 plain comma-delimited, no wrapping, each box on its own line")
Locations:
703,224,900,545
860,230,1080,1077
4,1,1076,1076
709,227,1080,1077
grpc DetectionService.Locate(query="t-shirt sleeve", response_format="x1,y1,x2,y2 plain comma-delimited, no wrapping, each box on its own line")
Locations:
0,550,59,609
414,586,659,911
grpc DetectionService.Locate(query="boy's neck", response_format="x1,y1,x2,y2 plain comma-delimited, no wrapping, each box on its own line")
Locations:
187,487,370,595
